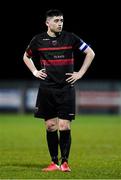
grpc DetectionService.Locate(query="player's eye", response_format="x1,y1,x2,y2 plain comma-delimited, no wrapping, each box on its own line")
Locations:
60,19,64,22
54,19,59,23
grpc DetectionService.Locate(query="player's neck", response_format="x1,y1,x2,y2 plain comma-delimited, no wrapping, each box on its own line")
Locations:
47,30,61,37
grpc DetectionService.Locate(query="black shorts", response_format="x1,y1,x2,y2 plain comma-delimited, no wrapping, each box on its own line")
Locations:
34,85,75,121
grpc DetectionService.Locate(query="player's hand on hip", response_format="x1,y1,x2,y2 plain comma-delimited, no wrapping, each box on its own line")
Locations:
33,69,47,80
66,72,82,84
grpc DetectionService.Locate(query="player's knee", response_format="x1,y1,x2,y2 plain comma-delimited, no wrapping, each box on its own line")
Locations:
59,120,70,131
46,122,58,132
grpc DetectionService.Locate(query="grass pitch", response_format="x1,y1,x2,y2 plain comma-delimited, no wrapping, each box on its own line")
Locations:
0,114,121,179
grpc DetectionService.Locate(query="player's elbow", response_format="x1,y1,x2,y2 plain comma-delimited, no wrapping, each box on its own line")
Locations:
23,52,29,62
88,48,95,61
23,52,26,61
90,48,95,58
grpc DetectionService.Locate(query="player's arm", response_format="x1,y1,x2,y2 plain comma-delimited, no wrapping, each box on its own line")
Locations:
77,46,95,78
23,52,47,79
66,46,95,83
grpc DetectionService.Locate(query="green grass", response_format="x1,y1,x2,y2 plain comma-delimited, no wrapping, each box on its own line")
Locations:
0,114,121,179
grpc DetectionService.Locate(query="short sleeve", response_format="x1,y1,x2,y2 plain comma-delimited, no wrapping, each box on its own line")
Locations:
26,36,38,58
71,33,88,52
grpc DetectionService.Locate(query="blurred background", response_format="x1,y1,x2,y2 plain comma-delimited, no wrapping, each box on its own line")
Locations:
0,1,120,115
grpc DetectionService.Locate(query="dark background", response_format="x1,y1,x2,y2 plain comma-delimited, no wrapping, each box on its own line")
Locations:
0,1,120,81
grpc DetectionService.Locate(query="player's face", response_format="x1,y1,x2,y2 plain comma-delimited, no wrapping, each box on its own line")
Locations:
46,16,64,33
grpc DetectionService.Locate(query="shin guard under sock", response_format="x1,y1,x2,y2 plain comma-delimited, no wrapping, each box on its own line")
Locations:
46,130,59,164
59,130,71,164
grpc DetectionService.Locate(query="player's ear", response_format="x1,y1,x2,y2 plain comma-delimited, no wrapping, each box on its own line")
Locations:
45,20,48,26
45,19,49,27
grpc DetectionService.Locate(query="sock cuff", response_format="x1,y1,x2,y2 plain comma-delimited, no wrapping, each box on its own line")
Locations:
46,130,58,134
59,129,71,134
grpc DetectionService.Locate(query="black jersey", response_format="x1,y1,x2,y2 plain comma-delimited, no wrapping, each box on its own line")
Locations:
26,31,88,88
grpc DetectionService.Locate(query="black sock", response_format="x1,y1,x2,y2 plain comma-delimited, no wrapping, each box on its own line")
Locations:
59,130,71,164
46,130,59,165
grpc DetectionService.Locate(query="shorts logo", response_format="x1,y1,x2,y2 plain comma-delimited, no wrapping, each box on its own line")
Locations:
68,113,75,116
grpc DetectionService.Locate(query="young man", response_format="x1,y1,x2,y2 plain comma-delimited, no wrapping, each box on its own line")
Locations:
23,9,95,172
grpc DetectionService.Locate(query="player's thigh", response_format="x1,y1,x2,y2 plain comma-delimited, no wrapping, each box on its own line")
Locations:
35,86,57,119
58,86,75,120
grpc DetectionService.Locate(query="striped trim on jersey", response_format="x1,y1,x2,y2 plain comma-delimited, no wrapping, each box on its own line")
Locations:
38,46,72,51
41,59,74,66
38,45,73,66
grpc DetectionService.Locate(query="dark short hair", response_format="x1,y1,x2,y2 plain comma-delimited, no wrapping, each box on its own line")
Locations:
45,9,63,19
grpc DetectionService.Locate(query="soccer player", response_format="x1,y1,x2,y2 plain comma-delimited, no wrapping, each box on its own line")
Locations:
23,9,95,172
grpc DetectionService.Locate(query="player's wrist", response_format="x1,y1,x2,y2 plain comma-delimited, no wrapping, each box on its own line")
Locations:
33,70,38,76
